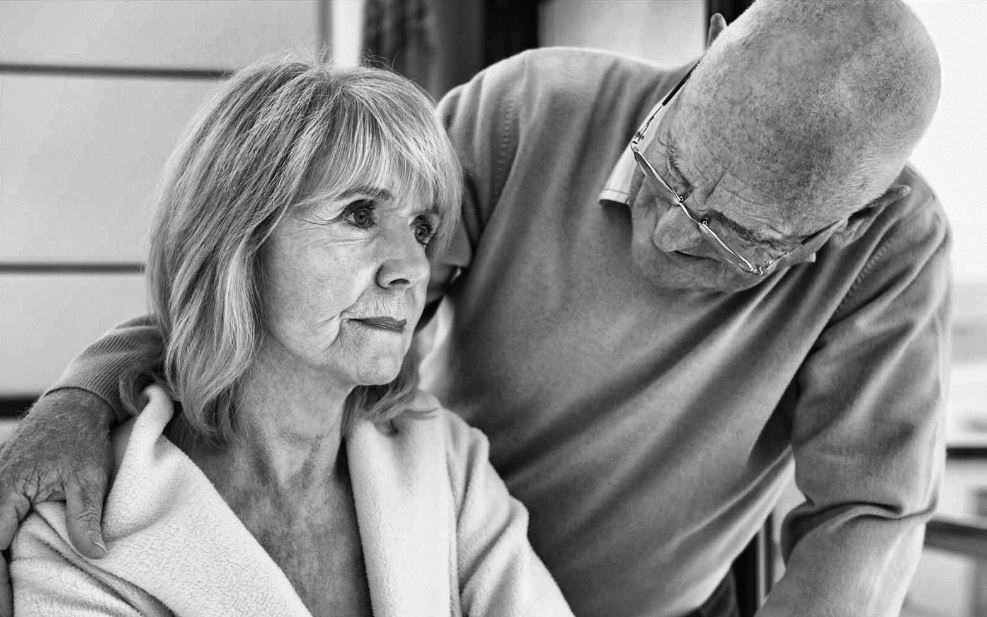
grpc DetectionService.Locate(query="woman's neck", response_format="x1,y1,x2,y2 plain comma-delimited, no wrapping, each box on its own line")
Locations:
165,351,374,616
186,340,356,491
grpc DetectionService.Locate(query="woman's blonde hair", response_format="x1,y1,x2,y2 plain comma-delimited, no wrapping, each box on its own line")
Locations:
129,57,461,444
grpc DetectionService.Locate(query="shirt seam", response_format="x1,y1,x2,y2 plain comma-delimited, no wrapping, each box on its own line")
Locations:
834,208,946,320
490,54,524,213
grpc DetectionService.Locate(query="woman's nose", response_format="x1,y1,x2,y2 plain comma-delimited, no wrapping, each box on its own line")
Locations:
376,228,430,290
651,203,704,253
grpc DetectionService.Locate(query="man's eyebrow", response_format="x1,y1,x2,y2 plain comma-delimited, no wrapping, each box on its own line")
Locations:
705,210,768,244
666,142,771,244
664,143,693,194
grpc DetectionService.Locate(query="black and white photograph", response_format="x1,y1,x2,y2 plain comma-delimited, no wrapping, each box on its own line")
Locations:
0,1,985,616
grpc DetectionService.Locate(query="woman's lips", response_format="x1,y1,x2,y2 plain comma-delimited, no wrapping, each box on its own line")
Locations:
352,316,407,332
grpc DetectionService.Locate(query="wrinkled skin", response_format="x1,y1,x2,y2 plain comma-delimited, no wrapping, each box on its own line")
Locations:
0,389,114,616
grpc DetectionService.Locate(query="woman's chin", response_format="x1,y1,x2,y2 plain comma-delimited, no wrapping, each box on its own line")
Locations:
350,359,404,387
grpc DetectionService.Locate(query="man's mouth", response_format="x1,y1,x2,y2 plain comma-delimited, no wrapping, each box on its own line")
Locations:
352,317,407,332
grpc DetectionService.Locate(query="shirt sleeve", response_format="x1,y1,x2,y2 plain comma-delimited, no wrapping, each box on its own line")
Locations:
444,413,574,617
759,200,951,616
424,53,527,321
47,315,162,422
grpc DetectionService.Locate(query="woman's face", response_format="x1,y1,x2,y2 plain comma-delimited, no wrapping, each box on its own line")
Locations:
258,179,438,390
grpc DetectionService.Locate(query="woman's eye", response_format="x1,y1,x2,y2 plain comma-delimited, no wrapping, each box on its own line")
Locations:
343,201,376,229
413,216,438,246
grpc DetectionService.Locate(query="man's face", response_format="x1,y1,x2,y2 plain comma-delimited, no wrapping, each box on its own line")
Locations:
628,94,842,293
628,185,762,292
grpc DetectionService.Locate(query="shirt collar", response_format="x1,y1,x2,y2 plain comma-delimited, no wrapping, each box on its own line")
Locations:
598,145,638,206
599,98,665,206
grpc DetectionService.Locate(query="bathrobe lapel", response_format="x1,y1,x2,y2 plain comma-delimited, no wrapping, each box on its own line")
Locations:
63,385,315,617
348,415,455,617
25,387,455,617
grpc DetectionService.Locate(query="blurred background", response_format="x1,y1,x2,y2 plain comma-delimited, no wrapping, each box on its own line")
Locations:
0,0,984,614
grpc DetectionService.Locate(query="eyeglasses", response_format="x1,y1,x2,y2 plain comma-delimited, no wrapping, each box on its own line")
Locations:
629,65,840,277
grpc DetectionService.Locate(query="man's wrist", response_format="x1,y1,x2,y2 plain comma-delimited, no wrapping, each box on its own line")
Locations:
36,388,119,429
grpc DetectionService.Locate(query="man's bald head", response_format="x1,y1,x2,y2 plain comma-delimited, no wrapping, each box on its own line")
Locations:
670,0,940,228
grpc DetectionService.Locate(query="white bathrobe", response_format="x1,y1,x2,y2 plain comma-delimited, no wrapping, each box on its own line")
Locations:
11,386,573,617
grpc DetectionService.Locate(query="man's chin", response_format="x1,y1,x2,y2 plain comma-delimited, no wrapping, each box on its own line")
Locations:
630,245,762,293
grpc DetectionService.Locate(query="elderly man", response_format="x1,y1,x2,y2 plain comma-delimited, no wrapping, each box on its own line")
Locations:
0,1,947,616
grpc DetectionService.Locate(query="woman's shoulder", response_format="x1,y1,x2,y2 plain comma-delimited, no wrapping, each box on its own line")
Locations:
10,385,185,615
16,385,178,539
17,385,210,553
109,384,181,481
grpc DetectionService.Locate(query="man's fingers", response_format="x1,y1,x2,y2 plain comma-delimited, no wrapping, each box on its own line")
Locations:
0,551,11,617
0,483,47,615
64,474,107,559
0,498,31,555
0,504,16,617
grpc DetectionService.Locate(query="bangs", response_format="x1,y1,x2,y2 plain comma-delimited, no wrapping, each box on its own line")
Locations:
295,75,461,255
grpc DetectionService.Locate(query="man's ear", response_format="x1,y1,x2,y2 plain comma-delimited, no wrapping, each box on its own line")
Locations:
829,184,911,247
706,13,727,49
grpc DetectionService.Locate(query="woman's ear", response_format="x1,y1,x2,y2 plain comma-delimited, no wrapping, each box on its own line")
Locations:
829,184,911,247
706,13,727,49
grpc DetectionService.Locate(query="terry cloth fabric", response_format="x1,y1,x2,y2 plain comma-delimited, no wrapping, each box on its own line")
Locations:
11,385,573,617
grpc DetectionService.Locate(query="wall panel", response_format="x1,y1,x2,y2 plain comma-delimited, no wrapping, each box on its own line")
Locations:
0,0,322,69
1,2,328,407
539,0,705,69
1,74,220,263
1,274,146,395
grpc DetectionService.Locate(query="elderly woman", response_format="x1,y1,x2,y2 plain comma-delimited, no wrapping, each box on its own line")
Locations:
10,59,572,617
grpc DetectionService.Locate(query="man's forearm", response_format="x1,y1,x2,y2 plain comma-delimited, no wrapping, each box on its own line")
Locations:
34,389,117,431
758,515,926,616
47,315,162,422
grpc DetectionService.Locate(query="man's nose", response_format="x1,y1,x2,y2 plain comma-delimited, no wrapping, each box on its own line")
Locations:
376,227,430,290
651,203,704,253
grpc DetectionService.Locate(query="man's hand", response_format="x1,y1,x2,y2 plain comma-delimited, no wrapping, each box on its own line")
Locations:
0,389,115,616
